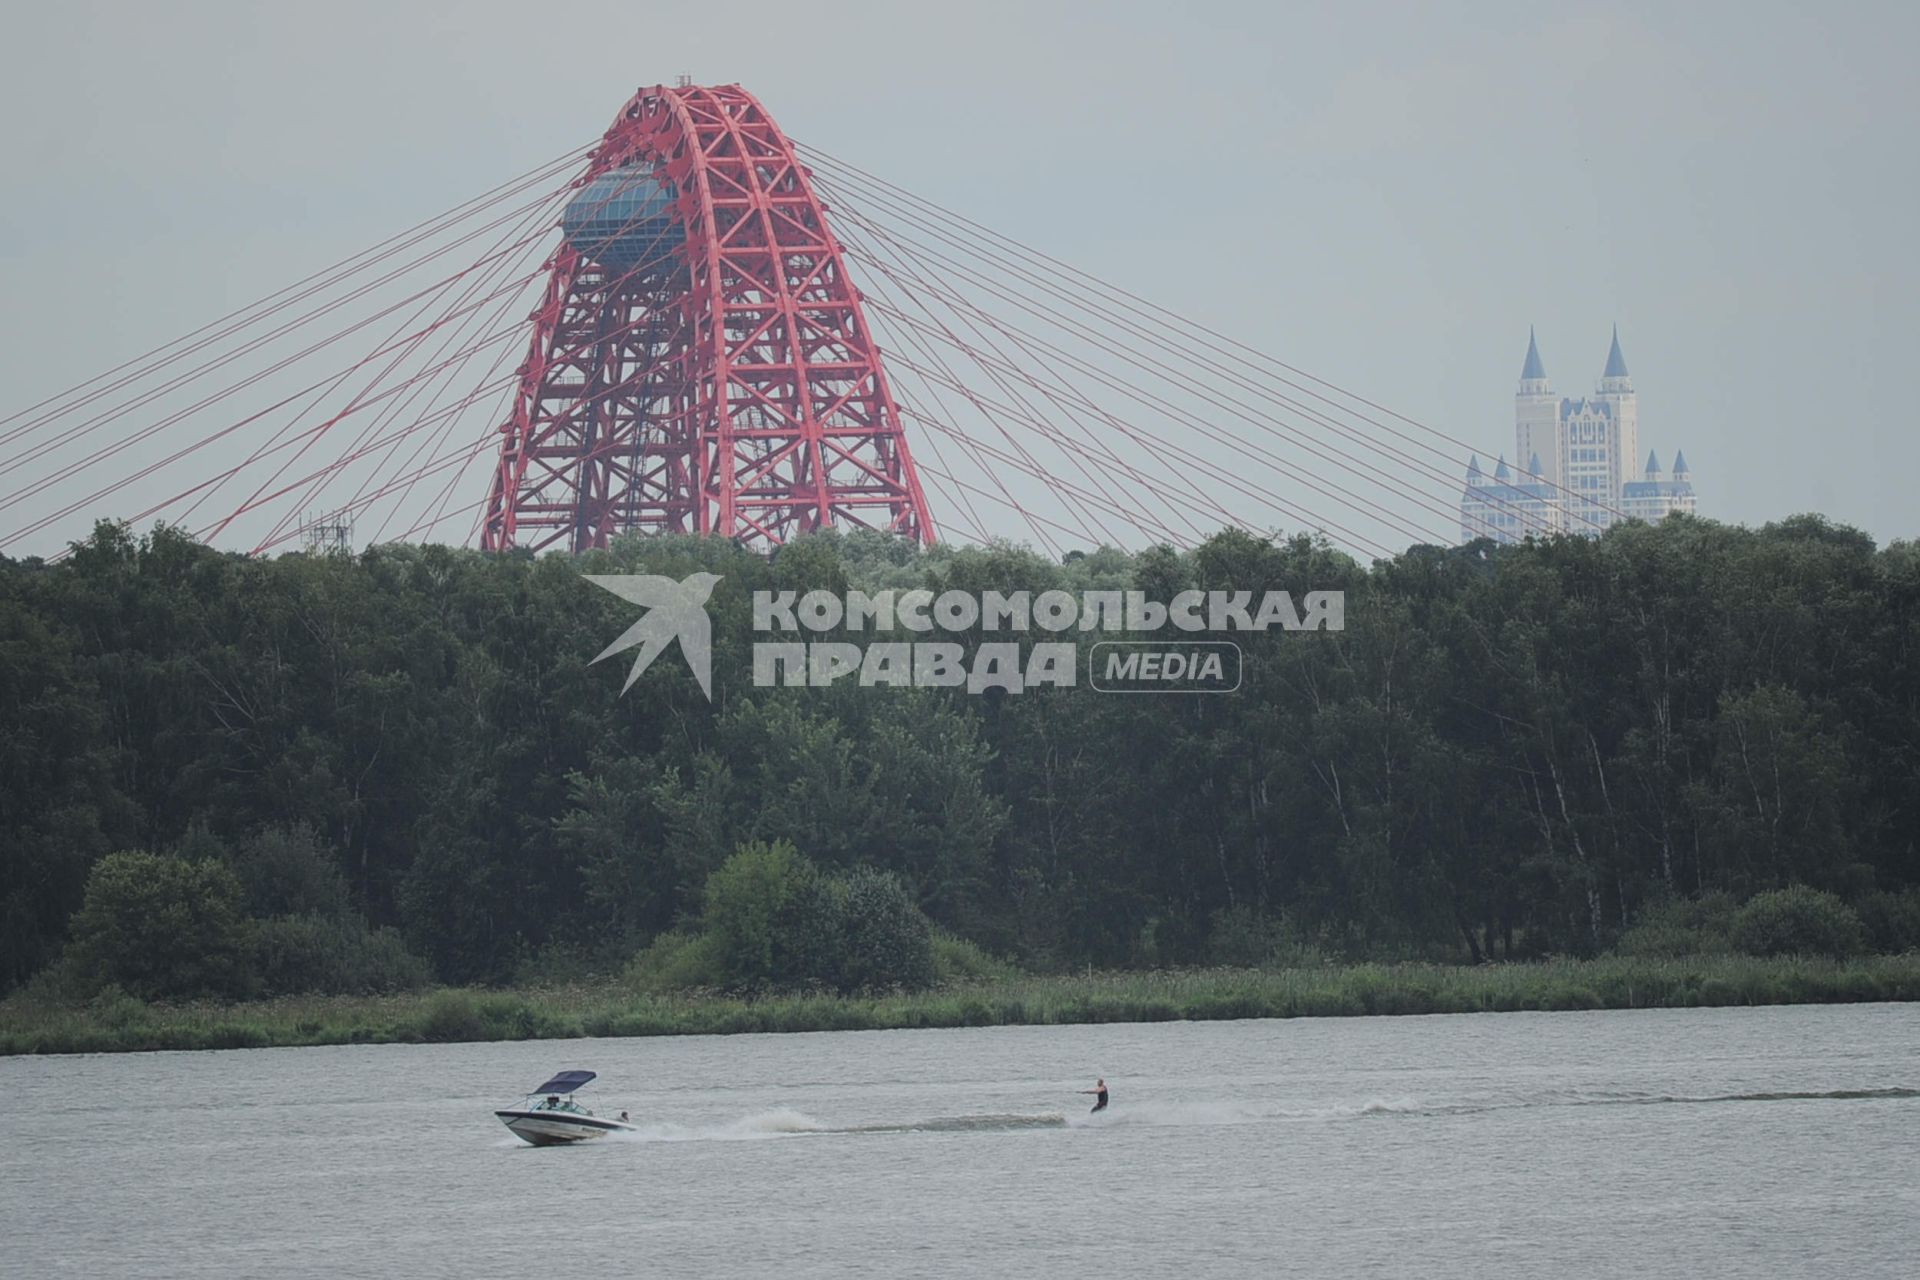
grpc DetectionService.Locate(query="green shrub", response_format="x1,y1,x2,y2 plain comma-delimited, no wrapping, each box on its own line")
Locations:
357,926,437,991
414,990,571,1043
624,929,725,993
1616,891,1739,956
831,866,935,993
930,929,1021,983
67,851,256,1000
254,914,432,995
226,825,353,919
474,993,552,1040
203,1023,271,1050
86,984,150,1030
1731,886,1867,958
421,989,486,1041
1206,904,1332,969
1854,888,1920,954
7,958,90,1007
510,940,626,987
702,839,821,988
1207,905,1276,967
1615,918,1702,958
694,842,941,994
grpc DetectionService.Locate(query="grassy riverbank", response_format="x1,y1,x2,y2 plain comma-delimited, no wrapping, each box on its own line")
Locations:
4,953,1917,1056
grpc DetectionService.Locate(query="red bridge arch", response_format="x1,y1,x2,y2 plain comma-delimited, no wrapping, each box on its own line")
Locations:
481,84,936,552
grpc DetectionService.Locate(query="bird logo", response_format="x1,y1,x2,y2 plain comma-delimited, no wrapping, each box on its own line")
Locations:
584,572,723,700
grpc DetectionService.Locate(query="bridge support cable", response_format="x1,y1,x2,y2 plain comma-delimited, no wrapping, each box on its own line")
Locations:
810,189,1451,545
809,179,1443,554
802,144,1618,538
809,179,1520,549
0,136,744,557
828,213,1212,549
0,143,593,452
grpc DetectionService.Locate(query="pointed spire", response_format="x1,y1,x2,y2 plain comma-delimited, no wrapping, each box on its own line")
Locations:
1494,454,1511,481
1521,327,1546,381
1528,452,1544,479
1604,324,1629,378
1646,449,1661,475
1671,449,1689,476
1466,453,1483,477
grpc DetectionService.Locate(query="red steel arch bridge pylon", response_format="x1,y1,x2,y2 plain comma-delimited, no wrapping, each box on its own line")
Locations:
479,83,937,553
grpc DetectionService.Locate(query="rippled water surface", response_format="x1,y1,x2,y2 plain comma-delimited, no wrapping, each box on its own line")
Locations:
4,1003,1916,1277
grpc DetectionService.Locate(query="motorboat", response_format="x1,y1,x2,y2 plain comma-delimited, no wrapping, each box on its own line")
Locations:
495,1070,638,1146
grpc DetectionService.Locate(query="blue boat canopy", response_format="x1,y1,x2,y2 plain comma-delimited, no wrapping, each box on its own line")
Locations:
533,1070,596,1094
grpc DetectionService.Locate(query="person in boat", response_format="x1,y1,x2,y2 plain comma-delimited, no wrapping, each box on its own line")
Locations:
1080,1078,1109,1112
544,1094,560,1110
618,1111,630,1123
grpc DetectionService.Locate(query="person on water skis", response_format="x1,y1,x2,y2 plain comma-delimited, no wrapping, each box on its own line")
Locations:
1080,1078,1109,1112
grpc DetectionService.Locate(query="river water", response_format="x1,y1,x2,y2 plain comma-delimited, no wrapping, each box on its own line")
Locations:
2,1003,1914,1278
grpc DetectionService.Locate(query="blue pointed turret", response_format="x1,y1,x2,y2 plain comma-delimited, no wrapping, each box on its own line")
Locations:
1521,327,1546,381
1645,449,1661,475
1494,454,1511,482
1671,449,1689,476
1466,454,1483,477
1603,325,1629,378
1528,452,1544,480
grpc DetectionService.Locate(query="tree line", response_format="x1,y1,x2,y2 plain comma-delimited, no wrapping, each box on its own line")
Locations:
3,512,1917,998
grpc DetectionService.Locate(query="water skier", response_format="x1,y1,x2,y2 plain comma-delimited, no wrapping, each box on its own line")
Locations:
1080,1078,1109,1112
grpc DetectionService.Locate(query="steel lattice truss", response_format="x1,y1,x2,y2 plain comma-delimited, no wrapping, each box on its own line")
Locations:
480,84,936,552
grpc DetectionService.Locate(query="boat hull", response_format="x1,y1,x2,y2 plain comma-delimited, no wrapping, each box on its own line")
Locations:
495,1109,636,1146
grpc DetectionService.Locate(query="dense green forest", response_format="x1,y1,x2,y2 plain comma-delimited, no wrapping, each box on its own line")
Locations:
4,512,1918,1002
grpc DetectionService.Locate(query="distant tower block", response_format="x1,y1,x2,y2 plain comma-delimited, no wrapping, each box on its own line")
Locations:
480,84,936,554
1594,324,1639,486
1464,327,1697,544
1515,326,1559,485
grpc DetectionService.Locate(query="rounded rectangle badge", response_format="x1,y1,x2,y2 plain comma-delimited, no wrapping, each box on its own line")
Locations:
1089,640,1243,694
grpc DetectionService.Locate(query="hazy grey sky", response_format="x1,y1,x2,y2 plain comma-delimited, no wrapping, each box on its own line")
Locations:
2,0,1915,550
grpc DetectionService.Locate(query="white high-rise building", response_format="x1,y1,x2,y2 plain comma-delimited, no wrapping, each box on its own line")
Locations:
1461,328,1695,544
